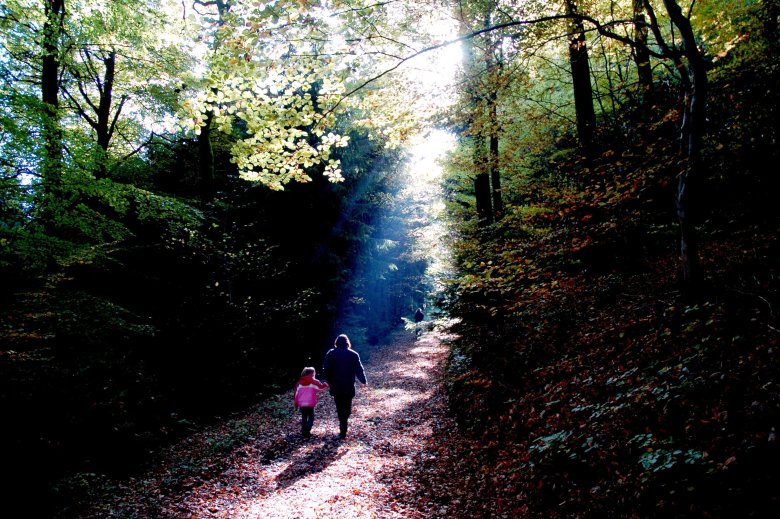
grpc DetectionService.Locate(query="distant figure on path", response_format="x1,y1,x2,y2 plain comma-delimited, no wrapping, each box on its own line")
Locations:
414,307,425,336
322,334,367,439
293,367,329,438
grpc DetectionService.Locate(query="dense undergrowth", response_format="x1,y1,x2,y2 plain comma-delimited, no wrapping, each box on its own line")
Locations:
443,36,779,517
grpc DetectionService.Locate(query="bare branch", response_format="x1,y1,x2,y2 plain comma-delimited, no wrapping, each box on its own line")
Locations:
76,76,100,116
323,8,680,120
62,85,98,130
108,94,129,144
116,131,157,164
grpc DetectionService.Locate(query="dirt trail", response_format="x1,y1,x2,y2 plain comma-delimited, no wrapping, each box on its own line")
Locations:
83,329,456,518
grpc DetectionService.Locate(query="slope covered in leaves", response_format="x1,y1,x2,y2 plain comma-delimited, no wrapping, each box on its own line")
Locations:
441,31,780,517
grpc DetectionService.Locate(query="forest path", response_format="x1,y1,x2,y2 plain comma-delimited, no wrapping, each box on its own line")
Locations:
83,328,461,518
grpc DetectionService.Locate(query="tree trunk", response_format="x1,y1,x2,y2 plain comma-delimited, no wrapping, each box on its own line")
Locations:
198,110,216,202
458,10,493,224
488,48,503,219
95,52,115,152
489,98,502,219
40,0,65,233
633,0,653,97
41,0,64,192
94,51,121,178
196,0,232,203
474,133,493,224
663,0,708,288
767,0,780,148
566,0,596,155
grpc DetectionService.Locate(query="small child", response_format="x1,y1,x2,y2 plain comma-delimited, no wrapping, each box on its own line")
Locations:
294,367,329,438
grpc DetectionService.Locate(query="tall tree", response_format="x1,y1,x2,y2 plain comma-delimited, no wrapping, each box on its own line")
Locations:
65,48,124,178
454,0,716,285
40,0,65,226
487,47,503,219
39,1,190,184
193,0,232,202
656,0,709,286
473,133,493,223
565,0,596,155
633,0,653,97
456,0,499,224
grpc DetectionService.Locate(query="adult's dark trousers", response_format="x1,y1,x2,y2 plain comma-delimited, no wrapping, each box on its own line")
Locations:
333,394,353,436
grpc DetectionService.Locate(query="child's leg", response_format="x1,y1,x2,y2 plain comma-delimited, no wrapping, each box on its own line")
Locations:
300,407,307,433
300,407,314,436
308,408,316,432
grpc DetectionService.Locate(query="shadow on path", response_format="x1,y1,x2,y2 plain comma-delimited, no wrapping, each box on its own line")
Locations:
274,438,345,489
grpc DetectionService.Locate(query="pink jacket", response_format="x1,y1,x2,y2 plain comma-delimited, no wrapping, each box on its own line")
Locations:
294,375,328,408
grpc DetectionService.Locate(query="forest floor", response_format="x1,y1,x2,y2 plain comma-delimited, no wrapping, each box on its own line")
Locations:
78,327,484,519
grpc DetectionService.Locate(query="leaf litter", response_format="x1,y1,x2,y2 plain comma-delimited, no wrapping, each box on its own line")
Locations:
79,328,474,518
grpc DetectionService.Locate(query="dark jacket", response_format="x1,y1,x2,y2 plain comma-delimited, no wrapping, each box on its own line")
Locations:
322,347,367,397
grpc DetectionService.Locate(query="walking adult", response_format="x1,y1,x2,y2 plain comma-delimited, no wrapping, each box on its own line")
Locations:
414,307,424,336
322,334,367,439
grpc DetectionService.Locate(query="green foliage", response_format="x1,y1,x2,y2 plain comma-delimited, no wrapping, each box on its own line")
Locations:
55,291,157,345
1,0,777,516
441,4,780,514
631,434,704,474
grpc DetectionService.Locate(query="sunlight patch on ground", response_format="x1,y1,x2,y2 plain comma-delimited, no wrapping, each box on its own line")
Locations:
240,440,410,519
383,358,435,376
233,333,446,518
368,387,433,415
89,332,451,518
409,344,442,357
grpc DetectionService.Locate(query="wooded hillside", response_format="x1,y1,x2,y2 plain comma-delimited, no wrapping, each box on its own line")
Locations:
441,0,780,515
